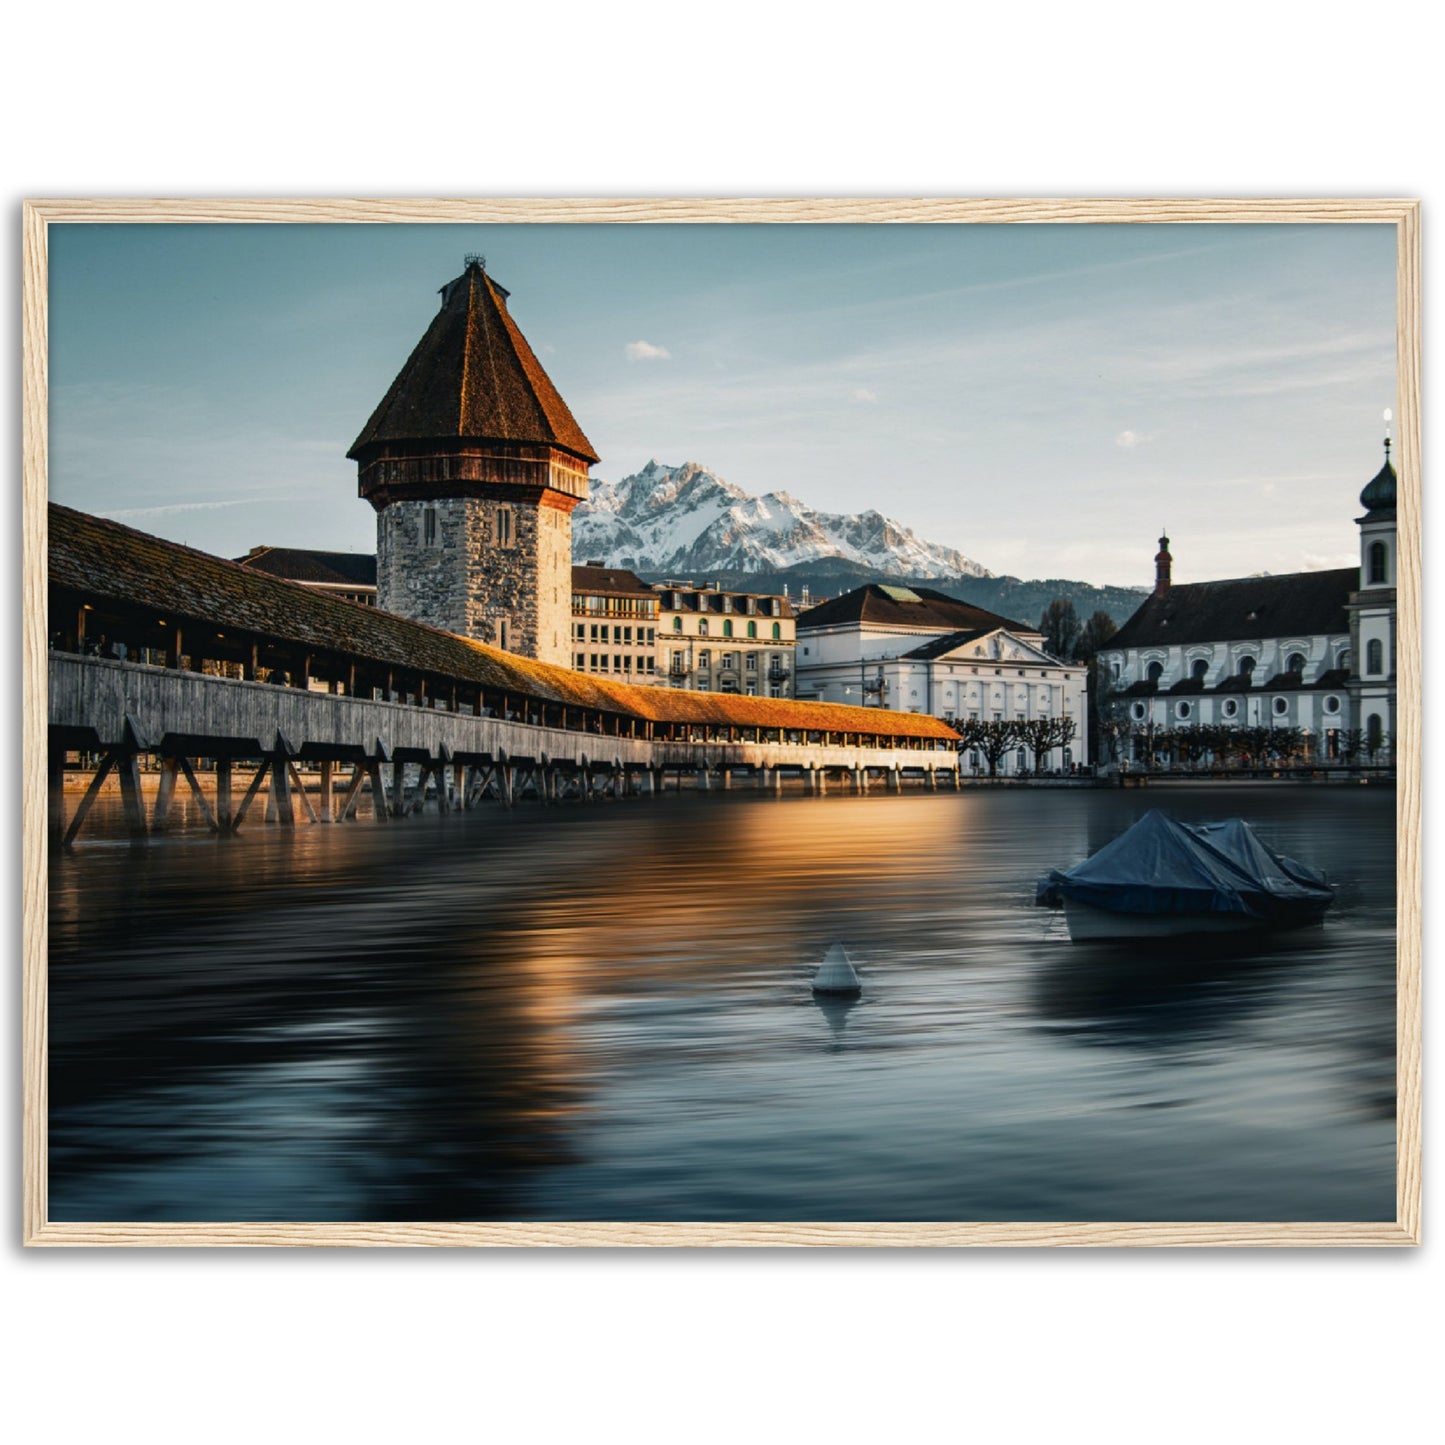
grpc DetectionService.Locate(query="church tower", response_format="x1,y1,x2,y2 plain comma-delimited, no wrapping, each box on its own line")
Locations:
1347,432,1398,757
348,259,598,666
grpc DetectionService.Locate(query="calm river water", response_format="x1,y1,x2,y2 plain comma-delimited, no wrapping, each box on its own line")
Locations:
48,784,1396,1222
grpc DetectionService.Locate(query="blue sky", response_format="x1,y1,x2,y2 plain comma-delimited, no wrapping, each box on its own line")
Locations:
48,222,1396,587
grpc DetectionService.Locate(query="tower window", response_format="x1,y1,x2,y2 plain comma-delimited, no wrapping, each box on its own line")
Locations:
1286,652,1306,675
1146,660,1163,686
496,506,514,549
1191,658,1208,681
1367,638,1384,675
1237,656,1256,678
1369,541,1388,585
423,507,438,547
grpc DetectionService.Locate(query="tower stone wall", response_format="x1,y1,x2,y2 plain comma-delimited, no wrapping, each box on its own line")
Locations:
377,495,576,666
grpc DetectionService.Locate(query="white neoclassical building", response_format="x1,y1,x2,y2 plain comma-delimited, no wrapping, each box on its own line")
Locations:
1098,439,1399,764
795,583,1088,772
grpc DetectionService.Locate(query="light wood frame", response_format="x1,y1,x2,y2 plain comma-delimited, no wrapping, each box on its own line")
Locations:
21,198,1422,1247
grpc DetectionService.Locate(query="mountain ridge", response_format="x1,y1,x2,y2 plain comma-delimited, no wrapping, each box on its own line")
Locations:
572,459,1147,627
572,459,989,580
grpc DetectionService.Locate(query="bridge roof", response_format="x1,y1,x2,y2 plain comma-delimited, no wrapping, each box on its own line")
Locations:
49,504,957,742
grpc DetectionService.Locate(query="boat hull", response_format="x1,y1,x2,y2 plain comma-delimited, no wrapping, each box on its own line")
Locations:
1062,899,1270,944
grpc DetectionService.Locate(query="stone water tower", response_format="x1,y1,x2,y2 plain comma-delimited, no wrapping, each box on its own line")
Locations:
349,258,598,666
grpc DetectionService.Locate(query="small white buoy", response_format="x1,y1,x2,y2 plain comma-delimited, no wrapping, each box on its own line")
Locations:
812,942,862,996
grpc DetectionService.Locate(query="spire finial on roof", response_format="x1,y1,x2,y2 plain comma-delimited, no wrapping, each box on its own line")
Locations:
464,253,486,271
1359,421,1397,514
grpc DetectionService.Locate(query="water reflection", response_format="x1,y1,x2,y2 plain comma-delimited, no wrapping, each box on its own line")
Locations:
1034,944,1302,1051
49,786,1397,1222
811,991,860,1051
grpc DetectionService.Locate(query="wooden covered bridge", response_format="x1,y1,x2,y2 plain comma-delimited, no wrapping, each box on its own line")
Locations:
47,505,964,844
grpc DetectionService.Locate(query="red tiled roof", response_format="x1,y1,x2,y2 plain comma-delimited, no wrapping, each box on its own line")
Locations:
49,504,956,743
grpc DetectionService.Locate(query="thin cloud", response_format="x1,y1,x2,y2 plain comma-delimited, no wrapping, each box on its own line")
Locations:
852,387,878,404
625,339,671,362
98,499,258,520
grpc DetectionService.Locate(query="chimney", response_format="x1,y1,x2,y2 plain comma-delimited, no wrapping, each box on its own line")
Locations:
1154,530,1172,596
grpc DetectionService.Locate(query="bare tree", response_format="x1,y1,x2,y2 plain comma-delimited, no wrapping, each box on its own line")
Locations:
1037,599,1080,661
1074,610,1119,663
1018,716,1077,773
957,718,1021,778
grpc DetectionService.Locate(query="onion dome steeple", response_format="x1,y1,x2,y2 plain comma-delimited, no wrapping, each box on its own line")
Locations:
1359,437,1397,515
1153,529,1172,596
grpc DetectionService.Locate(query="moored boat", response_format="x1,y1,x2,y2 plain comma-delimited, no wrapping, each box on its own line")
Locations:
1037,810,1334,944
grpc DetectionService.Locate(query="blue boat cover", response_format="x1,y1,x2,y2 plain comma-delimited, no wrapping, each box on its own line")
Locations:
1035,810,1334,921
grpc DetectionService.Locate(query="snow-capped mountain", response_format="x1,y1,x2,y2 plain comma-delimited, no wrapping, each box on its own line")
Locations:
572,459,990,579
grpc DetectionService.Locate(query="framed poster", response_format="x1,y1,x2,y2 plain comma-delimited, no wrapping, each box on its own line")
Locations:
21,198,1421,1245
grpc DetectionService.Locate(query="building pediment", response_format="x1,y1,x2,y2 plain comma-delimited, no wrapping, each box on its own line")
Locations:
918,628,1063,668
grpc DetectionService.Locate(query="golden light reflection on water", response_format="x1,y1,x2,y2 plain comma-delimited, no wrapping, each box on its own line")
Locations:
48,787,1395,1222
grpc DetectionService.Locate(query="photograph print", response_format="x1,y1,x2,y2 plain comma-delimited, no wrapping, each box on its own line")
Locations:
27,201,1419,1243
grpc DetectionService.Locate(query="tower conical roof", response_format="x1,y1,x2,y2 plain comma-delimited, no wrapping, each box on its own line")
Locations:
1359,439,1396,514
348,262,598,464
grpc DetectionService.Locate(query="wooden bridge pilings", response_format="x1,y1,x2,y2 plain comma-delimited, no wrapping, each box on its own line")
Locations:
48,654,963,846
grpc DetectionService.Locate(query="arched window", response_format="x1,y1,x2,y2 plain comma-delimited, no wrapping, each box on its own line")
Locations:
747,620,757,639
698,619,709,636
1286,652,1306,675
723,620,733,638
1146,660,1163,686
672,616,682,633
1366,714,1384,752
772,622,782,640
1339,648,1351,673
1367,638,1383,675
1369,541,1388,585
1191,658,1208,681
1237,656,1256,678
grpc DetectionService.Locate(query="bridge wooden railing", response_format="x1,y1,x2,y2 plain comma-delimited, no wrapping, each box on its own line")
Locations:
47,654,963,845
